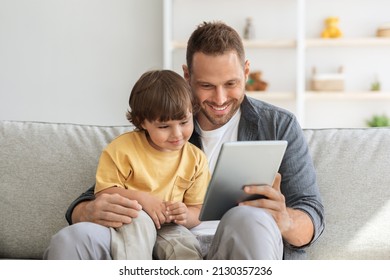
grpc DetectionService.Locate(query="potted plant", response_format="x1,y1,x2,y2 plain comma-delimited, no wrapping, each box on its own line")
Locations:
366,114,390,127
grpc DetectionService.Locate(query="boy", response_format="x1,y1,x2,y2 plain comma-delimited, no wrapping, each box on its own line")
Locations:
94,70,210,259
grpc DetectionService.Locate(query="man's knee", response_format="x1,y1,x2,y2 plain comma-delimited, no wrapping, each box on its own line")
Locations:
221,206,275,229
51,222,102,245
44,222,111,260
208,206,283,259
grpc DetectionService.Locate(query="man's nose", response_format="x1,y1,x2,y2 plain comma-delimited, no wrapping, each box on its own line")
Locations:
214,85,228,105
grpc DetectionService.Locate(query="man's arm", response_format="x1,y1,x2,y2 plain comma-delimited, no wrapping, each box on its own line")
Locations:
239,99,325,248
282,208,314,247
66,184,142,228
65,185,95,225
241,174,315,247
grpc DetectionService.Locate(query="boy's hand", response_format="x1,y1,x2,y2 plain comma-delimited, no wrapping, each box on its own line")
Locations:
165,201,188,226
137,193,168,229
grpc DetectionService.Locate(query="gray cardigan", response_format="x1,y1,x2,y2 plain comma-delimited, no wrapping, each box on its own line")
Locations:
66,95,325,259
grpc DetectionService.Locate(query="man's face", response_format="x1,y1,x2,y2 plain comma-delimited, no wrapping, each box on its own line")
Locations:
184,51,250,131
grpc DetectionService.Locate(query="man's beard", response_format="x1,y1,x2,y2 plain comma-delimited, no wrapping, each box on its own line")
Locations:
200,96,243,128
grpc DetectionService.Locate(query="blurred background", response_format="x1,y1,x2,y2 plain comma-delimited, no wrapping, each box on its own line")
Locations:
1,0,389,128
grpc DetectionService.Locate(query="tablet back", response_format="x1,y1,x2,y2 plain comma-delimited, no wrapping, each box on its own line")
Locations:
199,140,287,221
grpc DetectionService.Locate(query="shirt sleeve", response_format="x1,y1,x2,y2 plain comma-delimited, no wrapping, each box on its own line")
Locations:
65,184,95,225
94,149,129,194
278,116,325,249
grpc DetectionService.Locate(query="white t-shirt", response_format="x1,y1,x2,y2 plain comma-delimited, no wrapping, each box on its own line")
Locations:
197,109,241,174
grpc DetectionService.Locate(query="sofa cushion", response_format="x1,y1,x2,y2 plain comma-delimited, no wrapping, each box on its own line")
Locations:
304,128,390,259
0,121,131,259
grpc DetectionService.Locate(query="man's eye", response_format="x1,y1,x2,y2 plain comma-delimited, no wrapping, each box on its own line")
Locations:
158,126,168,129
201,84,213,89
226,81,237,87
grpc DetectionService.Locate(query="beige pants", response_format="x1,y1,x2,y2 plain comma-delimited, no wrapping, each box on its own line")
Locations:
110,210,202,260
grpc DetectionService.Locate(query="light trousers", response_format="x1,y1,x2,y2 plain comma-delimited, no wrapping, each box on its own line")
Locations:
110,210,202,260
43,206,283,260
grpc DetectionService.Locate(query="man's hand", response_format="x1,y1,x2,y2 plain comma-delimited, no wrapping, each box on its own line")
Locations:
239,173,314,247
240,174,292,232
72,192,142,228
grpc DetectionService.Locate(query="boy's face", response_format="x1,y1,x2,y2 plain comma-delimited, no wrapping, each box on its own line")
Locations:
141,112,194,152
183,51,250,131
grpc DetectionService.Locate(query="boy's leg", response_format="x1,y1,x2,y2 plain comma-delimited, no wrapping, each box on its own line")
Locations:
206,206,283,260
111,210,157,260
154,224,203,260
43,222,111,260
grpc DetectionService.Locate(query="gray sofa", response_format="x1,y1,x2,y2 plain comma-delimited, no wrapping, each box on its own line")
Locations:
1,120,389,259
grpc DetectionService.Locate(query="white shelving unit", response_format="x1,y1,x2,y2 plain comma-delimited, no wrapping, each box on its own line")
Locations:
163,0,390,128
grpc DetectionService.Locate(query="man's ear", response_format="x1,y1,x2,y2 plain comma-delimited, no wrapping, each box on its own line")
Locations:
244,60,250,81
182,64,190,82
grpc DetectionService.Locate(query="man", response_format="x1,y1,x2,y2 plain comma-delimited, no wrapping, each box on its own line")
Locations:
44,21,324,260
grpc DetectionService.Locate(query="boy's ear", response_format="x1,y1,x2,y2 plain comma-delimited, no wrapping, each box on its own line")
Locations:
140,122,146,130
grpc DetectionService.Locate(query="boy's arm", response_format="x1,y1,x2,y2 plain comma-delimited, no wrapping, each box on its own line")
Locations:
186,205,202,229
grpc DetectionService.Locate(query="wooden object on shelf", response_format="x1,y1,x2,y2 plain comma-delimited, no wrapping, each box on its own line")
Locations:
311,67,344,91
245,71,268,91
377,23,390,37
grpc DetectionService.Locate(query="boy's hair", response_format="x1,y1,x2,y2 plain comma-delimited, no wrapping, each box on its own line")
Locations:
126,70,197,130
186,21,246,74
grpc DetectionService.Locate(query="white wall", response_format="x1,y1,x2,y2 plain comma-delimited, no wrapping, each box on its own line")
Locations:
0,0,162,125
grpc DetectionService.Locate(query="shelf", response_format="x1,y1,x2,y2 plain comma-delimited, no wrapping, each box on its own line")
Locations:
243,39,296,49
172,39,296,50
306,91,390,100
249,91,390,101
247,92,295,100
171,41,186,49
306,37,390,48
172,37,390,50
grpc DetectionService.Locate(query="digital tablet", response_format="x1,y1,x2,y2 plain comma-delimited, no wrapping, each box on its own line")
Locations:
199,140,288,221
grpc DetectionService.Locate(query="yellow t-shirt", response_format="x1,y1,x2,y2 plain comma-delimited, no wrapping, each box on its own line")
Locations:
94,131,210,205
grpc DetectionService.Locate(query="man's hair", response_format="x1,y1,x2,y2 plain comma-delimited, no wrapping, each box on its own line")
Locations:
126,70,197,130
186,21,246,73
